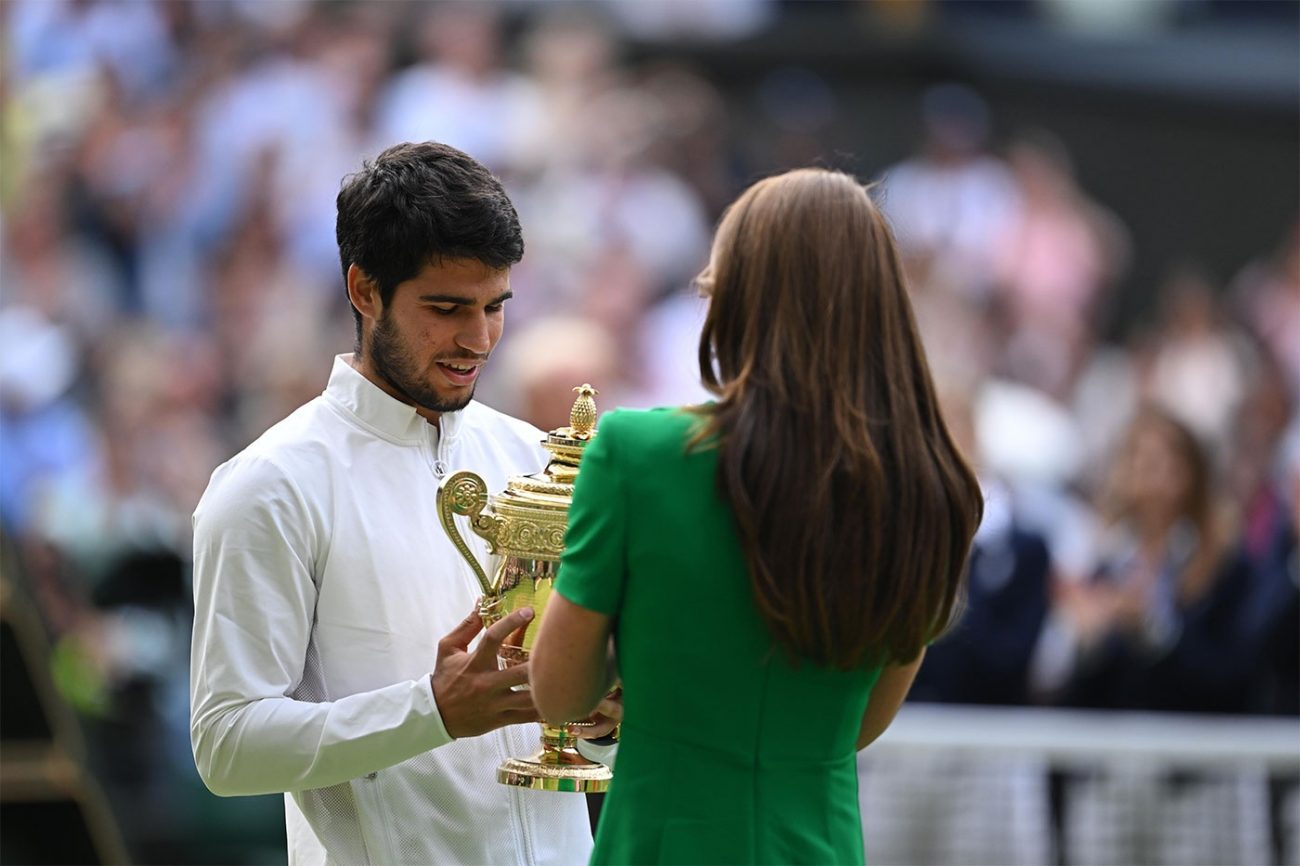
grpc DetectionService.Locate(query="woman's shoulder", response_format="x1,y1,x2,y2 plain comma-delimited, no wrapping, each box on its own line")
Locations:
596,404,713,459
599,403,709,435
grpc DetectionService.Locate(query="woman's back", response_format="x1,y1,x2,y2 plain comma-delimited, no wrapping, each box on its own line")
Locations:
536,167,982,866
557,407,883,865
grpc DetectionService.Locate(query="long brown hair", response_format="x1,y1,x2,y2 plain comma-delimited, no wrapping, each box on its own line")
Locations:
692,168,983,670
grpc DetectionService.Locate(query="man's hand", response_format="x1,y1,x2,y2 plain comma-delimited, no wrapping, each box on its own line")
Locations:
431,605,541,739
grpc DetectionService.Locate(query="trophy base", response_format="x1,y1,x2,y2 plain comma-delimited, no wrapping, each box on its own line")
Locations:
497,750,612,793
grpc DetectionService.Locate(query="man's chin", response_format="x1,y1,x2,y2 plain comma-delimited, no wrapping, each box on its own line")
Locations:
417,387,475,415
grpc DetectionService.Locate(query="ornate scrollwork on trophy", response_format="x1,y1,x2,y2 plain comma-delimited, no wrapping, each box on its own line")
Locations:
436,471,495,596
446,475,488,515
497,517,567,560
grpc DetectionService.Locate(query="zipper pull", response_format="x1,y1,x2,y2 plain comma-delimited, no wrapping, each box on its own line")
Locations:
434,460,448,478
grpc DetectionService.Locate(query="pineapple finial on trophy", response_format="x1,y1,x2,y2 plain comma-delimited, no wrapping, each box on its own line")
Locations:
570,384,599,439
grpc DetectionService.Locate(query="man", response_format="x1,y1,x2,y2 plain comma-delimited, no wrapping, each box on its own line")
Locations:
190,142,614,866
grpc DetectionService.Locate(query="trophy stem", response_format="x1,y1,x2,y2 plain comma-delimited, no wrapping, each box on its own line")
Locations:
541,723,580,751
496,723,612,793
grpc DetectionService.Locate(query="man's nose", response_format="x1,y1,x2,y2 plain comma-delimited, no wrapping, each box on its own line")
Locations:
456,313,491,355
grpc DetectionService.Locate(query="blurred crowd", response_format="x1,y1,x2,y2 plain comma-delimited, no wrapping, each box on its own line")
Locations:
892,83,1300,721
0,0,1296,863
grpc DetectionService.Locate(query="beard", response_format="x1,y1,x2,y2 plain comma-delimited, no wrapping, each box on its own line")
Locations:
368,312,478,414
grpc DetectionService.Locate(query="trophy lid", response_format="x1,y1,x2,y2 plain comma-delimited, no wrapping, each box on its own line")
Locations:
493,384,599,514
539,384,598,471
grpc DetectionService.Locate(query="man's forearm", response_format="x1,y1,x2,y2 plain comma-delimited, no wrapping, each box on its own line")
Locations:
192,677,452,796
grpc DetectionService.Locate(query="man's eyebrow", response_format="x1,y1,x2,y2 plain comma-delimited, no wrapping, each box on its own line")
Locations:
417,291,514,306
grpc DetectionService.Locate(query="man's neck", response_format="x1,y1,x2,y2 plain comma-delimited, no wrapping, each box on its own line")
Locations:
345,352,441,427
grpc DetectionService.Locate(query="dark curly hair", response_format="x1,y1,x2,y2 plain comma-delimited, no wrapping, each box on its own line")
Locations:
335,141,524,341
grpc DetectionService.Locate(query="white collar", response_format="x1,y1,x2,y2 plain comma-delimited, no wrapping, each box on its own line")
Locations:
322,354,464,445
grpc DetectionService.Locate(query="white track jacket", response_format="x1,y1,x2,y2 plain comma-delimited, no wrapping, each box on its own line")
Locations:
190,355,598,866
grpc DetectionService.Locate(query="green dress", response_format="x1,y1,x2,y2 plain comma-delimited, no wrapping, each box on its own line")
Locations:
556,407,884,865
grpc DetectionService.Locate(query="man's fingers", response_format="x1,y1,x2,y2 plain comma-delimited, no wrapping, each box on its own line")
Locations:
500,690,540,713
477,607,534,656
439,604,486,654
484,661,531,690
503,706,543,725
493,690,542,726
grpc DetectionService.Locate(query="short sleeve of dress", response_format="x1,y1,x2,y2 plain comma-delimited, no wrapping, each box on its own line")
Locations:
555,411,627,617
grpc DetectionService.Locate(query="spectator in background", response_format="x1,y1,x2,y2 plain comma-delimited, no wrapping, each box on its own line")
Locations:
993,131,1130,400
8,0,177,101
377,4,539,175
2,166,122,334
0,307,92,535
511,9,623,179
636,63,737,218
623,283,715,412
515,80,711,322
1045,407,1256,714
1231,221,1300,400
1224,352,1299,715
1146,266,1251,448
489,315,624,432
879,83,1020,302
1042,407,1278,866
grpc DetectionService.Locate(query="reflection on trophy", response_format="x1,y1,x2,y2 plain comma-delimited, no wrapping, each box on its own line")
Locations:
436,384,612,792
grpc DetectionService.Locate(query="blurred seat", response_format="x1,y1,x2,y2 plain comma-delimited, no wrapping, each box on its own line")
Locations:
0,538,128,865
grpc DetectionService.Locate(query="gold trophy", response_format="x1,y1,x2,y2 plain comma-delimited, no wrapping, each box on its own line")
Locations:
436,384,611,792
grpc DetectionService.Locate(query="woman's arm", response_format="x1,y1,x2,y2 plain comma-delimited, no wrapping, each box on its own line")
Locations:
857,649,925,750
530,593,617,724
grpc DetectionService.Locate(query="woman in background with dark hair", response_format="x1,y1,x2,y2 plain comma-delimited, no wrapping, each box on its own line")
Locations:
530,168,984,865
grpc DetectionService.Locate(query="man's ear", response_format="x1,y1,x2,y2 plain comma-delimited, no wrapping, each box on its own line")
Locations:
346,264,381,322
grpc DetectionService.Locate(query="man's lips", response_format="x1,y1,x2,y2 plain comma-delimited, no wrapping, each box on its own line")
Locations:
436,360,482,386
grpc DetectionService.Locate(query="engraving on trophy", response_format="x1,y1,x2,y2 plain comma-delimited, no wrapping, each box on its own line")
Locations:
499,519,567,558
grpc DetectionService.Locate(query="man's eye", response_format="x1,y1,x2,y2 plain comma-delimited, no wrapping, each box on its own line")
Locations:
486,303,505,313
431,305,457,315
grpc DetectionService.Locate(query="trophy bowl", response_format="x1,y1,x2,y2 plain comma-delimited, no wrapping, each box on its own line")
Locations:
436,385,612,793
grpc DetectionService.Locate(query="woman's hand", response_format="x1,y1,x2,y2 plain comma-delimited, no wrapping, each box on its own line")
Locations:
569,687,623,739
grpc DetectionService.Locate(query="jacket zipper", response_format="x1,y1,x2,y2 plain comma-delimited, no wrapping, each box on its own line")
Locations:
357,772,395,864
504,728,534,866
433,423,450,479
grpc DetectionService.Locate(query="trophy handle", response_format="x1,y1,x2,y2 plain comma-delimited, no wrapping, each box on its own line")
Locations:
436,471,498,597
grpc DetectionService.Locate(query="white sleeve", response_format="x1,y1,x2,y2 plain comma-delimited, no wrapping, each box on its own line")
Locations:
575,738,618,771
189,455,453,797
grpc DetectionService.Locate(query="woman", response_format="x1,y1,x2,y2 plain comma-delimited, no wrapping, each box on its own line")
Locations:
530,168,984,865
1052,406,1257,713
